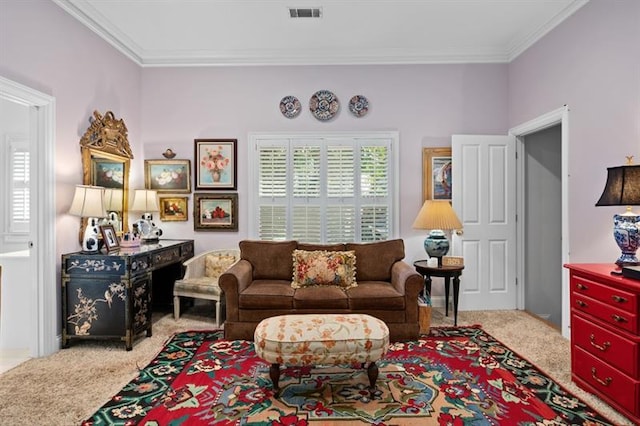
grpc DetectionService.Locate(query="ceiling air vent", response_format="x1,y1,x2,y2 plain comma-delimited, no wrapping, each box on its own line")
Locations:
289,7,322,18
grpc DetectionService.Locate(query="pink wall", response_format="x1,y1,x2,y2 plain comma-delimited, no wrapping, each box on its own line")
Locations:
508,0,640,262
140,64,508,256
0,0,142,262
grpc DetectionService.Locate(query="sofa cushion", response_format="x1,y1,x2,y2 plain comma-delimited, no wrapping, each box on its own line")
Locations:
297,243,346,252
239,280,294,309
293,286,350,309
291,249,357,290
346,239,405,281
205,253,237,278
240,240,298,280
347,281,405,310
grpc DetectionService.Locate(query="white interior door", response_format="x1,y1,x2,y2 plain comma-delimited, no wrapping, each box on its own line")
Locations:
452,135,517,310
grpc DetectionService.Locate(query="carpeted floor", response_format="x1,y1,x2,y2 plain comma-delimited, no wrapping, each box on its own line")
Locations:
0,307,634,425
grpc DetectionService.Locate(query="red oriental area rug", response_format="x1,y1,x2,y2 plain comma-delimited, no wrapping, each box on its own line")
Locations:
83,326,614,425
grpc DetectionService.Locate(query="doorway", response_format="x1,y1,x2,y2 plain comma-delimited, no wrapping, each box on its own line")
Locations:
522,125,562,329
0,76,57,358
510,106,570,338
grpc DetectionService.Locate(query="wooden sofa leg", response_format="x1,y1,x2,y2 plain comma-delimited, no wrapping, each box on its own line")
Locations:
173,295,180,320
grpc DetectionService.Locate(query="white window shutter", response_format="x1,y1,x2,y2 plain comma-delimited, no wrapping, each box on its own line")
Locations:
252,133,396,243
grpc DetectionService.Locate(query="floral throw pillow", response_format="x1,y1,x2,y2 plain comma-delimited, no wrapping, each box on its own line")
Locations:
291,250,357,289
205,254,238,279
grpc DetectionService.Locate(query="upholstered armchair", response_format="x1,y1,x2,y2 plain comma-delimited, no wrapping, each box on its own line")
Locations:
173,249,240,327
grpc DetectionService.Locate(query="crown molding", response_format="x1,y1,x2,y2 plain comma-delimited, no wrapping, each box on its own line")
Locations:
52,0,143,65
53,0,588,67
507,0,589,62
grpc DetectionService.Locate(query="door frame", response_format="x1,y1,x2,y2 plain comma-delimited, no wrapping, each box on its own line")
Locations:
0,76,57,356
509,105,570,338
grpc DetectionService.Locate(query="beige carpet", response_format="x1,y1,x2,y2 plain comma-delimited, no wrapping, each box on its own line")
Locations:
0,307,634,425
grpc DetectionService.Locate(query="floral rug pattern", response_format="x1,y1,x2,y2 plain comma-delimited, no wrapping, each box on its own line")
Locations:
82,326,613,425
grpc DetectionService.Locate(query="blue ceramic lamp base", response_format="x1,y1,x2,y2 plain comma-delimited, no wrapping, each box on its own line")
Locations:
613,213,640,268
424,229,450,267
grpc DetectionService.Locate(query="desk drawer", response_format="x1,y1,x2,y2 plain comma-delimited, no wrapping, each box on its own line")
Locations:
572,274,637,314
573,346,640,416
152,247,181,268
572,313,639,378
572,293,638,334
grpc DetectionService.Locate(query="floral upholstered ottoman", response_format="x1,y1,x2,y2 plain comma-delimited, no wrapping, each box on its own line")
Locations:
254,314,389,396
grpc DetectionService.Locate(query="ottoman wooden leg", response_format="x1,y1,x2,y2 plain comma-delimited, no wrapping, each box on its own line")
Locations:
367,361,379,390
270,363,281,396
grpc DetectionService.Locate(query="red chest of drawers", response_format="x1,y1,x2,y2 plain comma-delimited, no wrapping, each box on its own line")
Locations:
565,263,640,424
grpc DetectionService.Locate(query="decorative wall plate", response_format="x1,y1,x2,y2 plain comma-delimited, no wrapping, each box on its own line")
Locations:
279,96,301,118
349,95,369,117
309,90,339,121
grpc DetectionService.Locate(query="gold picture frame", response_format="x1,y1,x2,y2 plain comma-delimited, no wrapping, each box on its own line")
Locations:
144,159,191,193
422,147,452,202
158,196,189,222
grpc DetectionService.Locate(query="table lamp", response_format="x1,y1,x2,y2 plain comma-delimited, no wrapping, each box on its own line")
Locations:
595,159,640,274
130,189,162,242
102,188,123,232
413,200,463,267
68,185,106,253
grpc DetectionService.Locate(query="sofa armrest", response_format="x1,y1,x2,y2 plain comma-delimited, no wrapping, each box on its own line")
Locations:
219,259,253,321
390,261,424,322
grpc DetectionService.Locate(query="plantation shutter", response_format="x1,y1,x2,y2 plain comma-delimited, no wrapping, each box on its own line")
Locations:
10,140,30,233
252,132,397,243
360,145,389,241
258,145,288,240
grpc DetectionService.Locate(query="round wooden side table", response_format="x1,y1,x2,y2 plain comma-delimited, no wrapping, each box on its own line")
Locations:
413,260,464,326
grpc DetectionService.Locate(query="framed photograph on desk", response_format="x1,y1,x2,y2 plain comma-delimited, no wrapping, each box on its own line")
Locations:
100,224,119,252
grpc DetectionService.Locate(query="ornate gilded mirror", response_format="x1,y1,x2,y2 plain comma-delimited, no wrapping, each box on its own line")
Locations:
80,110,133,235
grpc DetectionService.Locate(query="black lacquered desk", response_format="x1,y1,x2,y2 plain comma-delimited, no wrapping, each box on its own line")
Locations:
61,239,194,350
413,260,464,326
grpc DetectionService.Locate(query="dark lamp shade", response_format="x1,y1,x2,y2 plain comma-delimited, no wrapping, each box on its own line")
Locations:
595,165,640,206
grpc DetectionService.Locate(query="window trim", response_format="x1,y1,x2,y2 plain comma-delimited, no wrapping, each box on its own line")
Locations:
248,131,400,241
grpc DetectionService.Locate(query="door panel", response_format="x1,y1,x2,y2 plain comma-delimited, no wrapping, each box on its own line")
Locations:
452,135,516,310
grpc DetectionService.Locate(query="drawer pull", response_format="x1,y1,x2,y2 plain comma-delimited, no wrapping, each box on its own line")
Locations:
611,295,627,304
611,314,627,323
576,283,588,291
589,334,611,351
575,300,587,308
590,367,612,387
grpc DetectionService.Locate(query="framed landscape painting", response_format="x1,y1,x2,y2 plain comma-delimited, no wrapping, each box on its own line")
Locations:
144,159,191,193
193,192,238,231
194,139,237,190
422,147,452,201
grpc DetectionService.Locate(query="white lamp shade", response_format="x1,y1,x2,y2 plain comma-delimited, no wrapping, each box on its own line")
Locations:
131,189,159,212
68,185,106,218
103,188,123,211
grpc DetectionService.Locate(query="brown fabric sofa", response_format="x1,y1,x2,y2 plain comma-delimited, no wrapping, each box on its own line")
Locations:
219,239,424,342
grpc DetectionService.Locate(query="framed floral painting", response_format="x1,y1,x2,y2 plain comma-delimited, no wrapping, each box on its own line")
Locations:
194,139,237,190
144,159,191,193
158,196,188,222
193,192,238,231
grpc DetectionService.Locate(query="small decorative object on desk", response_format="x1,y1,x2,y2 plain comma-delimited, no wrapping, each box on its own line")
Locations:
120,232,141,248
426,258,438,268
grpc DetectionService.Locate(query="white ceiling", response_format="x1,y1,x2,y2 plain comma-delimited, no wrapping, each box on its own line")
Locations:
53,0,588,67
